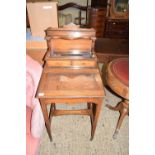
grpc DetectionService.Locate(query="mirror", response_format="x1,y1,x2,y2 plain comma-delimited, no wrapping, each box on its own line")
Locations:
107,0,129,19
115,0,129,13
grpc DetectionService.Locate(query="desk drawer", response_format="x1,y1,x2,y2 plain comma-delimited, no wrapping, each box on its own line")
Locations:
46,59,97,68
72,60,97,67
47,60,71,67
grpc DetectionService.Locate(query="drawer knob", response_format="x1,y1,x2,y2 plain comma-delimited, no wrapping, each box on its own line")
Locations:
113,22,116,25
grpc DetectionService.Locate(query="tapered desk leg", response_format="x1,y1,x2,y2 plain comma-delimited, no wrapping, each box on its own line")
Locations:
87,102,94,136
40,100,52,141
90,99,102,140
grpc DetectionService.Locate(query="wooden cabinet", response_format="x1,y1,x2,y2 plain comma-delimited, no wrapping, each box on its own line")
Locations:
88,9,129,38
89,0,129,39
88,7,107,38
104,19,129,38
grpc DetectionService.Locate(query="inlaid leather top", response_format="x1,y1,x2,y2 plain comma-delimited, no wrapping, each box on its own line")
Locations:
110,58,129,86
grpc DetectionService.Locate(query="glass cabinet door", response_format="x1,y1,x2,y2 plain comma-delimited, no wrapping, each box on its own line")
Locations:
115,0,129,12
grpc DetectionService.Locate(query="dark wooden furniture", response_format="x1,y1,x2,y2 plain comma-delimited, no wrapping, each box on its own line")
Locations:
88,7,129,38
107,0,129,20
88,7,107,38
91,0,107,7
105,0,129,38
36,26,105,141
104,18,129,38
106,58,129,139
88,0,129,38
95,38,129,64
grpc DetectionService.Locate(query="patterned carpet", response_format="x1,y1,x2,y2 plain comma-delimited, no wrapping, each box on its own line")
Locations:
39,64,129,155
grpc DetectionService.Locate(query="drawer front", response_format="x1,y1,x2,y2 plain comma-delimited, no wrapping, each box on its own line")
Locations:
46,60,97,67
47,60,71,67
106,21,128,30
104,20,129,38
72,60,97,67
104,31,128,37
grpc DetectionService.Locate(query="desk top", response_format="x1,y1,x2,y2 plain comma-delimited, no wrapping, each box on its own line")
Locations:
36,67,105,99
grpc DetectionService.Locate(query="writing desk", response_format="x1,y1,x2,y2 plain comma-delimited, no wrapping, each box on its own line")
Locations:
36,64,105,141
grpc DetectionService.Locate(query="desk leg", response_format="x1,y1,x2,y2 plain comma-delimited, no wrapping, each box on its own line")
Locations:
40,100,52,141
87,103,94,133
49,103,56,122
90,99,102,140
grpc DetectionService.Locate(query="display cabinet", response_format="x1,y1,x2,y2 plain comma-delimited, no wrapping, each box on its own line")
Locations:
89,0,129,38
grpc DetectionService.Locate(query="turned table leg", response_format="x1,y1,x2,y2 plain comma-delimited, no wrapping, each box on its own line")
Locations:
106,100,129,139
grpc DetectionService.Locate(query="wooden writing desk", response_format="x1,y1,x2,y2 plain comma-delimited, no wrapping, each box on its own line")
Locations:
36,26,105,141
36,65,104,141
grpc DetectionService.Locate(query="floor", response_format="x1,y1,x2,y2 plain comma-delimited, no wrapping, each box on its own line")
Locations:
39,64,129,155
